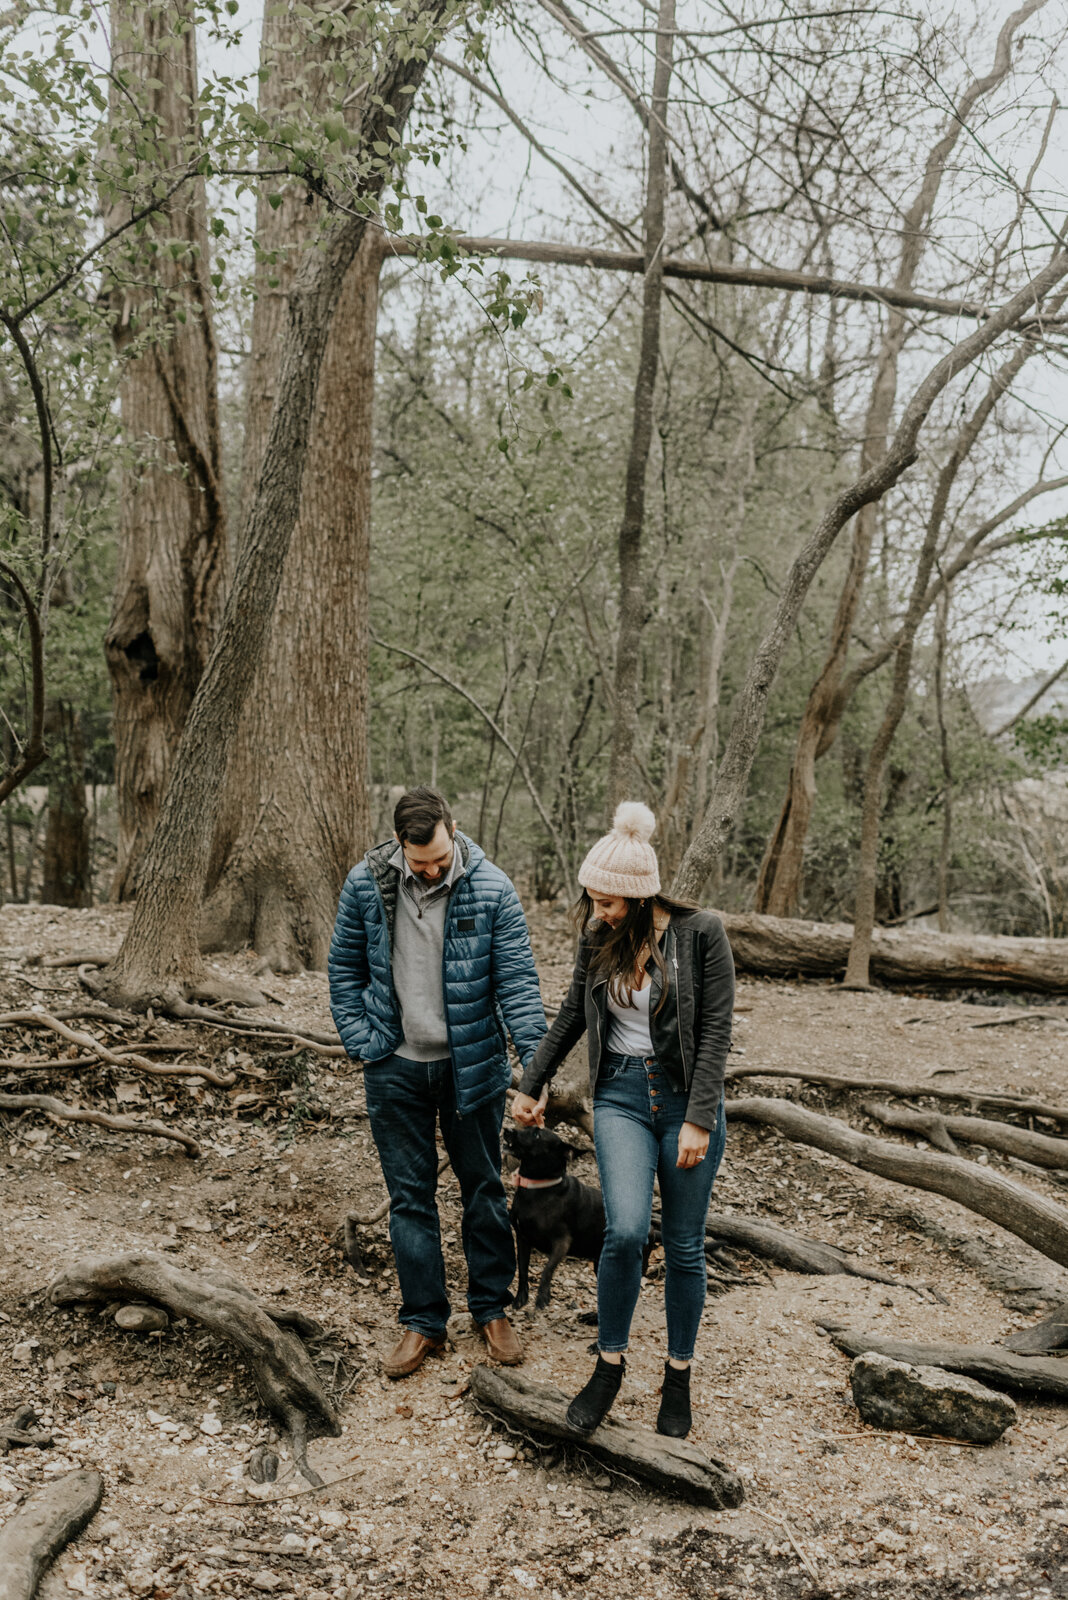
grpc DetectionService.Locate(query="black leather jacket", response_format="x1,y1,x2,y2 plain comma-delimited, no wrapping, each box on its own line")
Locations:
518,910,734,1131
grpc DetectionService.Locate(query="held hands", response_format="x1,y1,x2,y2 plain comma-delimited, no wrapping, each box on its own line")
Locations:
676,1120,709,1169
512,1088,549,1128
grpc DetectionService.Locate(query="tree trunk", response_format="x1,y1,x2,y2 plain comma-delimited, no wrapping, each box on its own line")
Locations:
104,0,227,901
717,907,1068,991
40,702,90,907
753,0,1048,917
607,0,674,806
97,5,449,1009
201,1,377,971
671,243,1068,906
934,592,952,930
843,340,1041,987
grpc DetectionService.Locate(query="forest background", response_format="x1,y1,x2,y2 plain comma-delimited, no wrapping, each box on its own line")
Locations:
3,0,1068,1005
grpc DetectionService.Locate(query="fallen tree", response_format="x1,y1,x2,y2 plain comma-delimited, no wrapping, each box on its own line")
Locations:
823,1325,1068,1400
49,1253,339,1483
469,1364,743,1507
0,1470,103,1600
729,1096,1068,1268
717,910,1068,992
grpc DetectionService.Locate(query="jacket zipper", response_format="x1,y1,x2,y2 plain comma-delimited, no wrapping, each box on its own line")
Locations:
672,936,688,1086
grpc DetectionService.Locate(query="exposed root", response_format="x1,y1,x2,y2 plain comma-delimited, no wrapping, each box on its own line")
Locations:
49,1253,340,1483
0,1010,234,1089
0,1092,200,1156
0,1468,103,1600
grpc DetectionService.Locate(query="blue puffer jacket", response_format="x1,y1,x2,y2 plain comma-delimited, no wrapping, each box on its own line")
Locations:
328,832,547,1115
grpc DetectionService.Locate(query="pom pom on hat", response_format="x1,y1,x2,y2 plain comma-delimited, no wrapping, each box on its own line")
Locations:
578,799,661,899
611,800,656,843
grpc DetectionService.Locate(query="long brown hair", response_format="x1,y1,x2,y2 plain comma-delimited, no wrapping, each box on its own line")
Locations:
573,890,697,1013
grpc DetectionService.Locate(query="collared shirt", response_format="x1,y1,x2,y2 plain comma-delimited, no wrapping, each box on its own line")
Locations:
390,837,465,918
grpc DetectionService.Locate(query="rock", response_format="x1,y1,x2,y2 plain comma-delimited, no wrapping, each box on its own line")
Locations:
874,1529,909,1553
250,1572,285,1593
247,1444,279,1483
199,1412,224,1436
850,1352,1017,1444
115,1304,170,1333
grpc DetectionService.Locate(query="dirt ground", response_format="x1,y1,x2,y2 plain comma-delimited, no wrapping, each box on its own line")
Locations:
3,901,1068,1599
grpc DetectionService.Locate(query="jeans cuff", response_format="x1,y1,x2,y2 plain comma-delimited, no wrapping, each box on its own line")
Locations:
403,1321,448,1340
597,1343,629,1355
668,1349,695,1362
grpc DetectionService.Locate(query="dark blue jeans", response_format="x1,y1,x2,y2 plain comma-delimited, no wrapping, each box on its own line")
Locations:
594,1051,726,1361
362,1054,514,1337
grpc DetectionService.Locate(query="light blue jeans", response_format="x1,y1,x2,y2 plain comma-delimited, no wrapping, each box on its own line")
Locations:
593,1051,725,1361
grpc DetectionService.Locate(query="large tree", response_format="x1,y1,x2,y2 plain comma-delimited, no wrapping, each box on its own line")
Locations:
104,0,228,900
200,0,379,971
97,0,458,1007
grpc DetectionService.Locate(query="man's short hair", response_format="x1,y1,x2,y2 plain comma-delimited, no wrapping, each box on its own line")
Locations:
394,786,454,847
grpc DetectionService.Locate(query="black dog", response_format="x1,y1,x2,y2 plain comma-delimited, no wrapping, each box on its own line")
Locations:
504,1126,605,1311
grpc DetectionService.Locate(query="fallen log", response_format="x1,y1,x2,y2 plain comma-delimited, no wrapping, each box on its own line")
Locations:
716,909,1068,992
468,1364,743,1508
822,1324,1068,1400
729,1096,1068,1269
864,1101,1068,1169
0,1469,103,1600
703,1211,933,1295
1002,1308,1068,1355
727,1064,1068,1128
49,1253,339,1484
0,1092,200,1157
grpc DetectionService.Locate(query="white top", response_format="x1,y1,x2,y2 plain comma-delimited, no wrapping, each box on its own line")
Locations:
606,980,653,1057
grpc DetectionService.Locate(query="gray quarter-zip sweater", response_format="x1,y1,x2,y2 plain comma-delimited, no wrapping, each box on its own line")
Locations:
389,840,466,1061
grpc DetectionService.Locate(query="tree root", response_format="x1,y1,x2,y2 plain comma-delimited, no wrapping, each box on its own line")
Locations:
729,1095,1068,1269
822,1324,1068,1399
0,1468,103,1600
703,1211,937,1297
0,1092,200,1156
166,999,343,1054
1002,1308,1068,1354
864,1100,1068,1169
49,1253,339,1483
727,1063,1068,1128
0,1010,234,1089
469,1364,744,1508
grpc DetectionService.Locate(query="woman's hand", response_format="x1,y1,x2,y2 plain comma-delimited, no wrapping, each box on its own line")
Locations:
676,1120,709,1169
512,1088,549,1128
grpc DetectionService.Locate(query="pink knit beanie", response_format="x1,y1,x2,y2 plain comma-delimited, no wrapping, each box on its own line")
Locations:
578,801,661,899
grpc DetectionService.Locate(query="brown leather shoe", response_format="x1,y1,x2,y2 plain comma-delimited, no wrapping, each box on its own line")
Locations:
382,1327,446,1379
479,1317,523,1366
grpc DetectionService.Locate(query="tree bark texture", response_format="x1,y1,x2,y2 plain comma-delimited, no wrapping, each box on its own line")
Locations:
607,0,674,806
753,0,1050,919
718,907,1068,991
40,702,90,907
0,1470,103,1600
104,0,227,900
670,242,1068,906
729,1095,1068,1269
863,1100,1068,1170
202,4,377,971
99,4,447,1008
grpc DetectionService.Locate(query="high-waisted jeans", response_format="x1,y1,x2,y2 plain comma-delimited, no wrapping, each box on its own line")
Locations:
593,1051,726,1361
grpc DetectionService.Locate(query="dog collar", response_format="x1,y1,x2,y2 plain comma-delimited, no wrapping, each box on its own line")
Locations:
514,1174,564,1189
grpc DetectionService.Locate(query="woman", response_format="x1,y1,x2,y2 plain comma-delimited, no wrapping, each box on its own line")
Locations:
512,802,734,1439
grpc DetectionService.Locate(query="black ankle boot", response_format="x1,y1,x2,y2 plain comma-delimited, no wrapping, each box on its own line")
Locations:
656,1360,692,1438
566,1354,624,1434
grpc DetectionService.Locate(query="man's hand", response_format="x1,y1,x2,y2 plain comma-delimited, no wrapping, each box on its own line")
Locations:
512,1088,548,1128
676,1120,709,1169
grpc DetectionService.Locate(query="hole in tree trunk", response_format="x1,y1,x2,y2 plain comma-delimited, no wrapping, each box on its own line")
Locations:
124,630,160,682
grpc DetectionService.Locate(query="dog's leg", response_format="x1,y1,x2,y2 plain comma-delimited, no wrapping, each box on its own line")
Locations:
535,1234,572,1310
514,1229,531,1311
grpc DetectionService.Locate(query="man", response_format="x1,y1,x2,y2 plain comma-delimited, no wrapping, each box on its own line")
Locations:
329,786,546,1378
